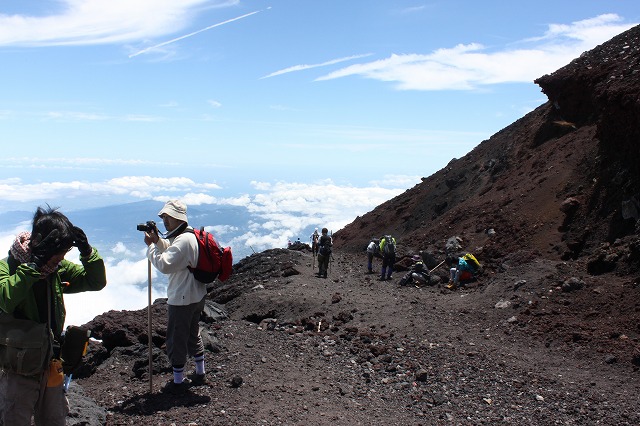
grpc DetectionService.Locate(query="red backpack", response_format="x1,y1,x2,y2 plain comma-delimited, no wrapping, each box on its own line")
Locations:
187,227,233,283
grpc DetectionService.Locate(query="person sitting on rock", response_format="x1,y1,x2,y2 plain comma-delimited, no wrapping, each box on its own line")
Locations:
446,253,482,289
399,254,431,286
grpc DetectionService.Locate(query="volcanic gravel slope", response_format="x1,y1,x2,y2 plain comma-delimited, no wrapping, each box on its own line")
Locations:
70,25,640,425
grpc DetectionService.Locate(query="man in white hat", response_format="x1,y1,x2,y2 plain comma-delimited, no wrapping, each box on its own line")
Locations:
143,200,207,394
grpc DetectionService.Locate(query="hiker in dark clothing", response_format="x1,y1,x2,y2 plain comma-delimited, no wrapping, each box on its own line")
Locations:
315,228,332,279
379,235,396,281
399,255,431,286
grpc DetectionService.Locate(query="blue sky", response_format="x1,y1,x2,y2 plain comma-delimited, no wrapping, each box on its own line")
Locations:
1,1,637,213
0,0,637,326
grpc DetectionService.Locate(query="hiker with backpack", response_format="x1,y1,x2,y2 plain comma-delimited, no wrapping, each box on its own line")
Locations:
310,228,320,257
398,254,431,286
0,205,107,426
446,253,482,289
143,200,208,394
379,235,396,281
315,228,332,279
366,238,381,274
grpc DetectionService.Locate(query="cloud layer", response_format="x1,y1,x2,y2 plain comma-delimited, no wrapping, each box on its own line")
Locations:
312,14,636,90
0,175,420,325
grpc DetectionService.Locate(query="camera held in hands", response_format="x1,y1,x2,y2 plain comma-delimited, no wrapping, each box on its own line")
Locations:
136,220,157,233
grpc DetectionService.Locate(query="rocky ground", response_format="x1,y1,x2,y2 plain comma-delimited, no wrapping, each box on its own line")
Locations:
70,246,640,425
67,23,640,426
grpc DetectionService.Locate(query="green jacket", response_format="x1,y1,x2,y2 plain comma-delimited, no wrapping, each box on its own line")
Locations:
379,236,396,257
0,249,107,340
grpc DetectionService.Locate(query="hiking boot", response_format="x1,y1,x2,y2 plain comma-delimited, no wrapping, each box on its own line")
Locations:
188,373,208,386
379,276,386,281
161,378,191,395
323,273,327,279
446,281,457,290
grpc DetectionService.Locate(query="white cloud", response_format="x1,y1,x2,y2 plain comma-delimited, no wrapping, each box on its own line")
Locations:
65,249,161,326
0,175,222,206
214,178,420,251
110,241,137,257
0,0,236,47
46,111,109,121
169,192,218,206
0,223,32,253
124,114,163,122
315,14,637,90
206,224,238,236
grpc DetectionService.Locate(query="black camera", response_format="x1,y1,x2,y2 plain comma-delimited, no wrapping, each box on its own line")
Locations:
136,220,157,232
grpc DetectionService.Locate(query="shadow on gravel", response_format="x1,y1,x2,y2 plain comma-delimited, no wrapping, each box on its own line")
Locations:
112,391,211,415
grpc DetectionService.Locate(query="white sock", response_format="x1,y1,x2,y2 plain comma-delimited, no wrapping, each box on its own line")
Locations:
173,366,185,383
195,354,205,375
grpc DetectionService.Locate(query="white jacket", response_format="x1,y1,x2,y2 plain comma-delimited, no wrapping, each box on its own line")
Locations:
147,229,206,306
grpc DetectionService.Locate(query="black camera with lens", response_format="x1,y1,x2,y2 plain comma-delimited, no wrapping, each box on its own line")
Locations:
136,220,157,233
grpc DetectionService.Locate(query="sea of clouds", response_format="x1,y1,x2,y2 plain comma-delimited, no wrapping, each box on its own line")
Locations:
0,176,420,326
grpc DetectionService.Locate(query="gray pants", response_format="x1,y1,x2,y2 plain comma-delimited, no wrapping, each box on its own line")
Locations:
0,366,68,426
166,297,206,367
317,253,330,276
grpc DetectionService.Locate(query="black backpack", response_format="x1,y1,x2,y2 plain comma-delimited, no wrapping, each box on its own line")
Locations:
383,235,395,256
318,235,332,256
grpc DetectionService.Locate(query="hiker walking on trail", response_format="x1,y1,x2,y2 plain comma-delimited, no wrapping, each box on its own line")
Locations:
315,228,332,279
0,205,107,426
399,254,431,286
366,238,381,274
310,228,320,257
446,253,482,290
379,235,396,281
144,200,207,394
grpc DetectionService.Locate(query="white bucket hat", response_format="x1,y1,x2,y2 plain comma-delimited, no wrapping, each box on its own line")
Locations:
158,200,188,223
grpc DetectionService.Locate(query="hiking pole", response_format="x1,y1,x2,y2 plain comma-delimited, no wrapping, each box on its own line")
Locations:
429,259,446,273
147,259,153,393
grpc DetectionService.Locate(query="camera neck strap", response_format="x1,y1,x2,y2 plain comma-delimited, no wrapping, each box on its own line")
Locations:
164,222,188,239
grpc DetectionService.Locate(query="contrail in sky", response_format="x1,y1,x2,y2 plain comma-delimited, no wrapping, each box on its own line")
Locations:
260,53,374,79
129,7,270,58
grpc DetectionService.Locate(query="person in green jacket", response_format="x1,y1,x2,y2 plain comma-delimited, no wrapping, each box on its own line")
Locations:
0,205,107,426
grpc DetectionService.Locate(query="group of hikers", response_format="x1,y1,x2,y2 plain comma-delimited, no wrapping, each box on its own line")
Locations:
366,235,482,289
308,230,482,289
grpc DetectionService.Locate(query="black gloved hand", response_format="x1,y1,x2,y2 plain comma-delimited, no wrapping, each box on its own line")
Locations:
31,229,61,268
72,226,92,257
